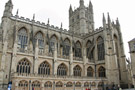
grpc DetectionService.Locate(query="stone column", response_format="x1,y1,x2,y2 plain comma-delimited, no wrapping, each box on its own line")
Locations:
69,45,73,76
34,40,39,74
41,81,44,90
53,43,57,75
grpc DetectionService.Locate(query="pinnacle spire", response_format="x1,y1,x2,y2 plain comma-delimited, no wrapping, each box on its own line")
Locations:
61,22,63,28
103,13,106,27
16,9,19,16
47,18,50,25
33,14,35,20
69,4,72,11
89,0,93,7
107,12,111,23
103,13,106,22
116,18,120,26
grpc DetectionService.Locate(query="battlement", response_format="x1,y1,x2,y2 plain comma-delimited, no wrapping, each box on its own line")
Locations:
11,15,69,34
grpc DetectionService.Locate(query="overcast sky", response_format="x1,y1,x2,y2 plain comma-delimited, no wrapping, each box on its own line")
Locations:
0,0,135,58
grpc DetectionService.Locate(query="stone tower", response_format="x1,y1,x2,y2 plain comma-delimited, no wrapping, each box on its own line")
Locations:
69,0,94,34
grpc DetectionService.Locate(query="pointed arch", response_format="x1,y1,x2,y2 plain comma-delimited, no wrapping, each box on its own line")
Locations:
49,34,58,52
38,61,50,75
97,36,105,60
75,82,81,87
66,82,73,87
73,65,82,76
18,80,28,90
34,31,44,49
98,66,106,77
63,38,71,56
84,82,89,87
56,81,63,87
16,58,31,74
32,81,41,90
86,40,92,58
44,81,52,87
57,63,67,76
87,66,94,77
17,27,28,52
75,41,82,58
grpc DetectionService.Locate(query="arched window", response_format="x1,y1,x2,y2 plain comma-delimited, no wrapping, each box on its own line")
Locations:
87,66,93,77
86,41,91,58
35,32,44,49
63,38,70,56
44,81,52,88
98,66,106,77
18,80,28,90
56,81,63,87
97,37,105,60
17,59,30,74
57,63,67,76
49,35,57,52
75,82,81,87
66,82,73,87
84,82,89,87
18,28,28,52
75,41,82,58
73,65,81,76
38,61,50,75
32,81,40,90
91,82,96,87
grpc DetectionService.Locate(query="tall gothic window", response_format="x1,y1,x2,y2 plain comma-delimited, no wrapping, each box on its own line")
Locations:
34,32,44,49
73,65,81,76
98,66,106,77
17,59,30,74
87,66,93,77
38,61,50,75
49,35,57,52
97,37,105,60
32,81,41,90
75,41,82,58
18,28,28,52
86,41,91,58
63,38,70,56
18,80,28,90
57,63,67,76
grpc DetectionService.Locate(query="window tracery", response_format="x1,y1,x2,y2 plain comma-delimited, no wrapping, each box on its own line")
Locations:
75,82,81,87
63,38,70,56
34,32,44,49
18,80,28,90
98,66,106,77
44,81,52,87
38,61,50,75
97,37,105,60
56,81,63,87
18,28,28,52
32,81,41,90
57,63,67,76
87,66,93,77
75,41,82,58
73,65,81,76
17,59,30,74
66,82,73,87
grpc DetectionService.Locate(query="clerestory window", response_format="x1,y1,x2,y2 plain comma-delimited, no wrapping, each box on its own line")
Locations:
63,39,70,56
57,63,67,76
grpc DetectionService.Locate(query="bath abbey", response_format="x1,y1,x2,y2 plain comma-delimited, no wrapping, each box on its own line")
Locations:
0,0,129,90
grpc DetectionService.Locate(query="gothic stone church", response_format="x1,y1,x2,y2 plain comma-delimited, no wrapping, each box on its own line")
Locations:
0,0,129,90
